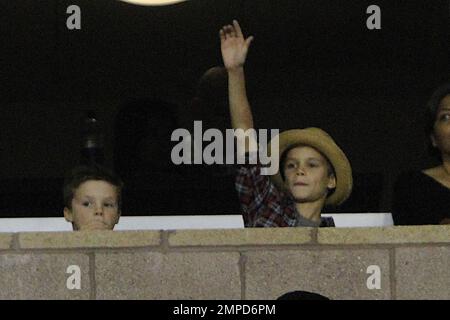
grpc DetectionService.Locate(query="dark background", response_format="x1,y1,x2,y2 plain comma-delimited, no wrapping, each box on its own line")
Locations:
1,0,449,216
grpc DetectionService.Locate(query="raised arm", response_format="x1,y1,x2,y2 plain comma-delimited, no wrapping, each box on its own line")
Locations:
220,20,255,136
220,21,287,227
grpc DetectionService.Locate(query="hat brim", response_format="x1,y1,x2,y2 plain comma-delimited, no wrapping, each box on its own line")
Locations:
267,127,353,207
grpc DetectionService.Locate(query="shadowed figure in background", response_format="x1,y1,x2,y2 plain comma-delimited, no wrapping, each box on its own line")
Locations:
392,83,450,225
114,97,239,214
187,66,232,176
113,98,184,214
175,66,241,214
192,66,229,123
114,98,179,180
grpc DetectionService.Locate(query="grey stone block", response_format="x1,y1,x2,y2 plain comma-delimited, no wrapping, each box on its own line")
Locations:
318,226,450,245
396,246,450,299
95,251,241,299
19,230,161,249
0,253,90,299
0,233,12,249
168,228,314,247
245,249,390,300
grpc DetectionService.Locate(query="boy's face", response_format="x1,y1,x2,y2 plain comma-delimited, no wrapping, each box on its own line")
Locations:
64,180,120,231
282,146,336,203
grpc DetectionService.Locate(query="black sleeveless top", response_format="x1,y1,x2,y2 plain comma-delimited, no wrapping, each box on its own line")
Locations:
392,171,450,225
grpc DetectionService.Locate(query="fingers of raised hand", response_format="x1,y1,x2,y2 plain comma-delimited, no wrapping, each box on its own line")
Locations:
233,20,243,38
220,24,237,39
245,35,254,47
219,29,226,41
227,24,237,38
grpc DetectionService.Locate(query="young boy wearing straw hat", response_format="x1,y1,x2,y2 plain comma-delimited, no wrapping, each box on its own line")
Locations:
219,21,353,227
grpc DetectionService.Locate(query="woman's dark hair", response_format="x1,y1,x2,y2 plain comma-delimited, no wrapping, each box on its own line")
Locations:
425,83,450,160
63,165,124,210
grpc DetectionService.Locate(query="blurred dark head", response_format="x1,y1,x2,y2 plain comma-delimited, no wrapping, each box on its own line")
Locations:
114,98,179,179
191,66,230,132
196,66,228,104
277,290,330,300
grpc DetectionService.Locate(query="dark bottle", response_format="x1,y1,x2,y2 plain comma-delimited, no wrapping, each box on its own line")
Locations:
80,111,104,165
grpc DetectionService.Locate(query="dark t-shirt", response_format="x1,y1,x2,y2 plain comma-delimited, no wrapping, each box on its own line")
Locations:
392,171,450,225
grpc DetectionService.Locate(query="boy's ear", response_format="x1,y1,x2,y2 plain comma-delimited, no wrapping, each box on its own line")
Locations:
327,174,337,190
115,210,122,224
64,207,73,222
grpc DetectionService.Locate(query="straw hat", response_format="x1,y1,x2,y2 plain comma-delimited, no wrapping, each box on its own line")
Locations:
268,127,352,206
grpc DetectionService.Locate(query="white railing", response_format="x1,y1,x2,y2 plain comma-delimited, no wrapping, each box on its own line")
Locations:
0,213,393,232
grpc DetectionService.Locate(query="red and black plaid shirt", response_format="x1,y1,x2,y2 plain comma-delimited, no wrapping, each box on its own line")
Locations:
235,154,334,228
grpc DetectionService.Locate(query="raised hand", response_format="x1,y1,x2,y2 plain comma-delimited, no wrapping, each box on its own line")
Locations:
220,20,254,71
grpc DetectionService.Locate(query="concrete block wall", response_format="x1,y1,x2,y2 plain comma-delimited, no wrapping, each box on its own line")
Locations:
0,226,449,299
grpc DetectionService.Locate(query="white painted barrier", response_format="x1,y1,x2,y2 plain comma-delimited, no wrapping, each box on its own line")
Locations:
0,213,393,232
